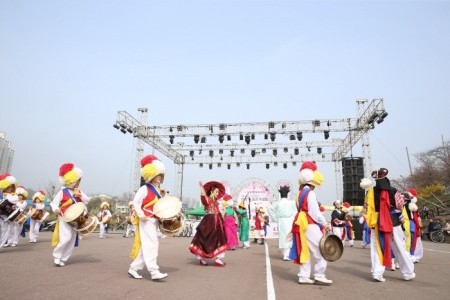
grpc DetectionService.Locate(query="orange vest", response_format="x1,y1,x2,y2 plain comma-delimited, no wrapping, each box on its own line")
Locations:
141,186,159,217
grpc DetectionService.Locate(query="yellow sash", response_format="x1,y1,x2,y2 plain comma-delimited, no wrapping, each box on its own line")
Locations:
130,211,141,259
366,188,378,229
402,207,411,252
294,211,310,263
51,219,60,247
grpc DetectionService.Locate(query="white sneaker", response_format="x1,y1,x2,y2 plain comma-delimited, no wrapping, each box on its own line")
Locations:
373,275,385,282
128,269,142,279
314,276,332,285
404,273,416,281
283,257,291,261
11,244,17,247
151,271,168,280
298,278,315,284
54,259,65,267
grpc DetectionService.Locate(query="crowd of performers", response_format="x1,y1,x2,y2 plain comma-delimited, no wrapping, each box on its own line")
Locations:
0,157,426,285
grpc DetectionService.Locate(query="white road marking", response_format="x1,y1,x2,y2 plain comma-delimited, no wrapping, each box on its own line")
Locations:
424,248,450,254
265,242,276,300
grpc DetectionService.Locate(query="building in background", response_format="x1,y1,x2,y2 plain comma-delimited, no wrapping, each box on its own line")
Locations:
0,132,14,173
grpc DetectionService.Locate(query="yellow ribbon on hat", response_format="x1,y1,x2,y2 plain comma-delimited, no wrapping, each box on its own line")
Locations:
130,211,141,259
51,219,60,247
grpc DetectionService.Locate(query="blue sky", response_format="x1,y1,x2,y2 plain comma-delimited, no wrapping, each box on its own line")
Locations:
1,0,449,204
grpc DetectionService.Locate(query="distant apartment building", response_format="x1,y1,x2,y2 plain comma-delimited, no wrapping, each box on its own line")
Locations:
0,132,14,173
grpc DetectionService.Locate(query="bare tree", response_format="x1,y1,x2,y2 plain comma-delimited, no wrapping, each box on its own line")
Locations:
410,141,450,188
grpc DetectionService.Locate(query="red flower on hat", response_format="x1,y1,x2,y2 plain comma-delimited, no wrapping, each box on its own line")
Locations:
59,163,74,176
300,161,317,171
223,194,232,201
408,188,418,198
141,155,158,167
0,173,11,180
343,202,351,208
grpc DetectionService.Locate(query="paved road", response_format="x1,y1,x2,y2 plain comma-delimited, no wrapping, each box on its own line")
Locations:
1,231,449,300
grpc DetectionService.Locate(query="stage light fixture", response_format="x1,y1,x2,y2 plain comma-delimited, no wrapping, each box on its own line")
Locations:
240,133,243,140
120,128,127,134
251,150,256,157
177,125,183,131
294,148,299,155
292,161,297,166
227,135,231,141
201,137,206,143
227,164,231,169
262,148,266,153
313,120,320,126
209,164,212,169
283,163,287,169
289,134,295,140
367,112,379,124
209,150,214,157
219,149,223,154
113,123,120,129
324,130,330,139
169,135,175,144
241,149,245,154
230,150,234,157
307,146,311,152
246,164,250,169
127,127,133,133
219,135,224,143
376,111,388,124
217,163,221,167
274,162,278,167
283,147,288,153
194,135,200,143
273,149,277,156
268,121,275,129
297,132,303,141
317,147,322,154
245,135,251,145
270,132,276,142
189,150,194,157
199,163,203,168
236,163,241,167
264,133,268,140
169,126,173,132
251,133,255,140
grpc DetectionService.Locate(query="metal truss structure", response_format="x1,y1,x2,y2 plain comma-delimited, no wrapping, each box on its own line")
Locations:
113,99,388,197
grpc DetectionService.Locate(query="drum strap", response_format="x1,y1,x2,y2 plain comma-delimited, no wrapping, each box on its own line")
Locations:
62,188,78,204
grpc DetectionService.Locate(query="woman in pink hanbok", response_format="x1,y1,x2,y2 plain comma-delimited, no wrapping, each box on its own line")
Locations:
223,195,239,250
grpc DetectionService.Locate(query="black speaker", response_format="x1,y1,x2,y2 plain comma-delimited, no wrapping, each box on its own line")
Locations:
341,157,365,207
